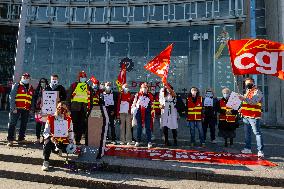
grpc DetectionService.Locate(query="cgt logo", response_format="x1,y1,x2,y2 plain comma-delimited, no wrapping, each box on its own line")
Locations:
234,51,284,74
228,39,284,80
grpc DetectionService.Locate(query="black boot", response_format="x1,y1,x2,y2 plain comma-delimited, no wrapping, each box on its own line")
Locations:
230,138,234,146
172,129,178,146
224,138,228,147
163,127,171,146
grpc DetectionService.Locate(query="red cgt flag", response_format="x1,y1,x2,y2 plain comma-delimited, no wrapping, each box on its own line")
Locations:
89,76,99,84
144,44,173,83
228,39,284,80
116,63,127,91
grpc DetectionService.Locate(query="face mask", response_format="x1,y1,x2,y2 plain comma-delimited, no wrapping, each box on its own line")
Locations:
21,79,29,84
191,91,197,96
206,92,213,98
93,84,98,90
51,80,58,85
40,83,46,88
223,93,230,99
105,86,111,92
141,88,147,93
80,77,87,83
246,83,254,89
124,88,129,93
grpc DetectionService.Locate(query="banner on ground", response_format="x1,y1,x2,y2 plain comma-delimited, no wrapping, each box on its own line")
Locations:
105,145,276,166
228,39,284,80
144,44,173,84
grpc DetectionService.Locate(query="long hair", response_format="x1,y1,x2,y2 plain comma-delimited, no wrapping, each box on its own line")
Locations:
188,86,200,98
163,84,174,97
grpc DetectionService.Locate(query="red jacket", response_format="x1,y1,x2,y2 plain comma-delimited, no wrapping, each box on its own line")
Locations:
15,84,34,110
116,91,132,116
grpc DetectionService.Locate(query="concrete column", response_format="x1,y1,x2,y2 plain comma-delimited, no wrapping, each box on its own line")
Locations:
264,0,284,126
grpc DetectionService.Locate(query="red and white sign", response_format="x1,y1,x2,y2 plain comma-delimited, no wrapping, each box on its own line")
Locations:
105,145,276,166
228,39,284,80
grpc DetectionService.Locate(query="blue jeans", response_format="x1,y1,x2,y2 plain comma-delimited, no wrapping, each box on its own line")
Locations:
243,117,264,152
7,109,30,141
136,110,152,143
188,121,205,144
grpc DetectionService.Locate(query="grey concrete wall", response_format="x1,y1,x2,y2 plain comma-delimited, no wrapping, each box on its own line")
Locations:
264,0,284,126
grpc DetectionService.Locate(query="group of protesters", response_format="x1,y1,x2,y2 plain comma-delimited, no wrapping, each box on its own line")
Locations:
6,71,265,170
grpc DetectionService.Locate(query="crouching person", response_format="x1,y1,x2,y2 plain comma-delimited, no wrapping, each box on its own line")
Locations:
42,102,75,171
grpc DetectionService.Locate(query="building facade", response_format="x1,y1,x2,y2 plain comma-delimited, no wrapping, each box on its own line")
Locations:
0,0,283,126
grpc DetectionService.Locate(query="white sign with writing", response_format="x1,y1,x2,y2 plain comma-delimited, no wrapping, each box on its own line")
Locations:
226,91,242,110
54,120,68,138
138,96,150,108
42,91,58,115
103,93,114,106
204,97,213,107
120,101,129,113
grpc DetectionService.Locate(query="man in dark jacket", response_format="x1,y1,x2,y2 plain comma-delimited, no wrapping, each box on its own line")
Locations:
47,74,66,102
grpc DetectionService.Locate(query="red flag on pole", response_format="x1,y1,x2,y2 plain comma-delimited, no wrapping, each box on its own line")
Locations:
144,44,173,84
116,63,127,91
89,76,99,84
228,39,284,80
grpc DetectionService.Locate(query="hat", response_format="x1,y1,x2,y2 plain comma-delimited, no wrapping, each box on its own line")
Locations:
22,73,30,77
78,71,87,78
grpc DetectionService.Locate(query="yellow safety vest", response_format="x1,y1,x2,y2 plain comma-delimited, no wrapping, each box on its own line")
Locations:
71,83,89,103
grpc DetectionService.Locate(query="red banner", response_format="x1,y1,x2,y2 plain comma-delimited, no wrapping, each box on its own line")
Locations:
90,76,99,84
228,39,284,80
105,145,276,166
144,44,173,84
116,63,127,91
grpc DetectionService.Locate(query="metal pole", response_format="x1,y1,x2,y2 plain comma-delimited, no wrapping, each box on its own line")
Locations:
104,39,108,82
250,0,257,86
14,0,28,82
198,33,203,91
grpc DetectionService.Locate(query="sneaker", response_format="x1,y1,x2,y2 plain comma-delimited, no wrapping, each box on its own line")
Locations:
241,148,252,154
211,140,217,144
119,142,125,145
6,141,13,147
148,142,153,148
41,161,49,171
201,143,206,148
111,141,117,145
134,142,140,147
257,151,264,158
126,142,131,146
151,135,156,140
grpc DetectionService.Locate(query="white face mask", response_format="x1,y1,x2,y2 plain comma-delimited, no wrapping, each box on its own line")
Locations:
80,77,87,83
21,79,29,84
191,91,197,96
141,88,147,93
223,93,230,99
105,86,111,92
51,80,58,85
124,88,129,93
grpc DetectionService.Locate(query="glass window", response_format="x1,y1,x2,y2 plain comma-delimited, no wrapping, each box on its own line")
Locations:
37,6,48,21
56,7,67,22
219,0,230,17
150,5,163,21
0,4,9,19
75,7,86,22
27,6,38,21
11,4,21,20
197,2,206,18
110,7,127,22
133,6,147,22
174,3,184,20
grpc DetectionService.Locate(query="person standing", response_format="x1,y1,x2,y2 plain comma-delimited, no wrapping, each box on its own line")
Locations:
187,87,205,147
47,74,67,102
150,86,161,140
116,83,132,145
202,89,218,143
7,73,34,146
132,83,154,148
103,82,117,144
160,83,178,146
239,77,264,158
67,71,92,145
33,78,50,143
217,88,239,147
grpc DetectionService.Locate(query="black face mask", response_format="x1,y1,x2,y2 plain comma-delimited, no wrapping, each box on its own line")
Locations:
246,83,254,89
